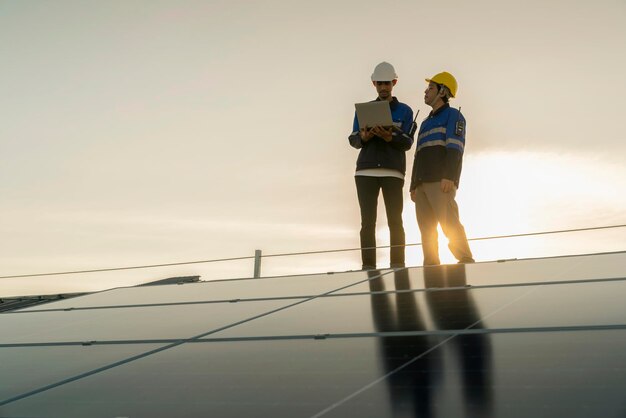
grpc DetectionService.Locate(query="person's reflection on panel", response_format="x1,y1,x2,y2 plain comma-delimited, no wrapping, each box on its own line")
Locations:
423,264,493,418
368,269,437,417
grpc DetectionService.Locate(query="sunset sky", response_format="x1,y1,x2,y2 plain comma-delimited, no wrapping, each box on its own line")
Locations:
1,0,625,297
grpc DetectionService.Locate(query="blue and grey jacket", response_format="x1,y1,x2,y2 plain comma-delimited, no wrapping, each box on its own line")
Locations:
410,104,466,190
348,97,414,175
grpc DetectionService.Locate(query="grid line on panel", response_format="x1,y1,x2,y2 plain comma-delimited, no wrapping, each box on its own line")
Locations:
308,293,511,418
6,269,398,314
0,268,395,407
4,295,312,314
7,274,626,315
5,270,624,351
308,283,539,418
310,329,626,418
1,254,624,417
309,333,459,418
0,272,529,408
194,324,626,340
2,323,626,349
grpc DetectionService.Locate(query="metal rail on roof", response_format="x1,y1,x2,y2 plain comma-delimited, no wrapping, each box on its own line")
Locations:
0,223,624,280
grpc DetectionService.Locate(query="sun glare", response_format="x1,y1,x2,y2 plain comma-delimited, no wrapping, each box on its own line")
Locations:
381,151,626,266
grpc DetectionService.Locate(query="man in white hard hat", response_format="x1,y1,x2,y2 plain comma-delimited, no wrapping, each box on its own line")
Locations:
409,72,474,265
348,62,415,269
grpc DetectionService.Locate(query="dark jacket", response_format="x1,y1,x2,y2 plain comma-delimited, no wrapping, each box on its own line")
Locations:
348,97,414,175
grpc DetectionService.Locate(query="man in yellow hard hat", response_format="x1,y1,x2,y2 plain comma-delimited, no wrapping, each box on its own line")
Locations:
409,72,474,265
348,62,415,269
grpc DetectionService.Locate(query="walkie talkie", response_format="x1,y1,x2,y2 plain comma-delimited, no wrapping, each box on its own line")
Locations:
409,110,420,137
455,106,465,136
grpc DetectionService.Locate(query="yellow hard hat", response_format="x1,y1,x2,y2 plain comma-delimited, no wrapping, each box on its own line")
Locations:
425,72,458,97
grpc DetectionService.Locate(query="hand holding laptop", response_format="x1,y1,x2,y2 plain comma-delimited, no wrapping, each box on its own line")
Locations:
355,101,395,142
360,125,393,142
359,127,374,142
371,126,393,142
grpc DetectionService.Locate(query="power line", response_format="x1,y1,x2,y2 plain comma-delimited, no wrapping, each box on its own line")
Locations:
0,255,253,279
1,223,624,280
264,224,626,257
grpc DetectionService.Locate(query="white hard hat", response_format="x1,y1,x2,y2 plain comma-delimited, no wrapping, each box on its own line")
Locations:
371,62,398,81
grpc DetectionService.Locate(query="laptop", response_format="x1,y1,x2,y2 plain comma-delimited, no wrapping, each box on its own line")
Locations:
355,101,393,129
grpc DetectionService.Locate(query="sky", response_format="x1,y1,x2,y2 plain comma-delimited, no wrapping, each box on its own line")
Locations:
1,0,625,297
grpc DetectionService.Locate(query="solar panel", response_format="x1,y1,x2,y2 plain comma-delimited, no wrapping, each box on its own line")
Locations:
16,269,383,312
332,252,626,294
0,344,164,402
204,283,530,339
0,299,292,344
1,252,625,417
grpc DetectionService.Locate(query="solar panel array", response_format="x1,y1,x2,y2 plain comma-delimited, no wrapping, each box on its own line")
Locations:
1,252,625,418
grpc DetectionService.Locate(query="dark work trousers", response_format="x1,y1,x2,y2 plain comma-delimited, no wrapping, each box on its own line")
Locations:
355,176,406,269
